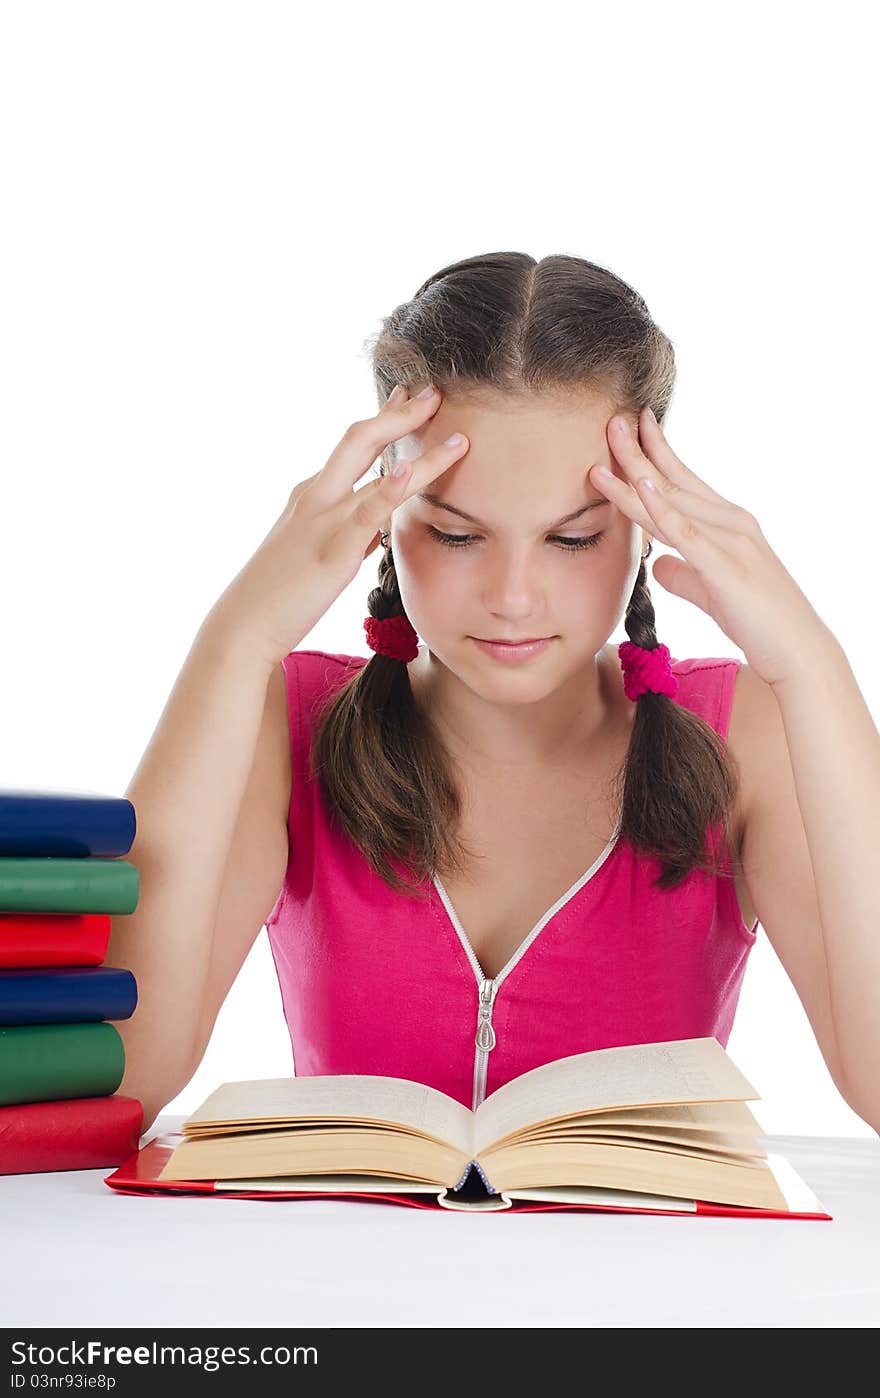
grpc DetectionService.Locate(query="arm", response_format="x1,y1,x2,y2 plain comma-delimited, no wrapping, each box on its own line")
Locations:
741,638,880,1132
106,605,285,1134
107,384,463,1132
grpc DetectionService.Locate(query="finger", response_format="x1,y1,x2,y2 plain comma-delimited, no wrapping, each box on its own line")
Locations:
633,473,758,559
385,428,471,511
348,456,417,541
347,430,470,538
612,409,733,506
380,384,406,412
633,476,727,568
588,465,677,548
589,465,748,551
312,385,444,505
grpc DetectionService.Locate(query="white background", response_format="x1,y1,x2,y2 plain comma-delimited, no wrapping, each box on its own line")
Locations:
1,2,876,1139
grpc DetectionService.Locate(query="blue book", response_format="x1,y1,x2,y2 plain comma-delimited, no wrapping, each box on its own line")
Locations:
0,965,137,1025
0,788,136,858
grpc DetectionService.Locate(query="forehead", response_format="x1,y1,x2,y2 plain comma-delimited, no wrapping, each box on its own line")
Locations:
410,385,612,437
398,388,618,475
400,392,618,531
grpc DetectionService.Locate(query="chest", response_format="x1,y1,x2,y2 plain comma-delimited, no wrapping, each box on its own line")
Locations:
438,771,622,981
437,771,754,983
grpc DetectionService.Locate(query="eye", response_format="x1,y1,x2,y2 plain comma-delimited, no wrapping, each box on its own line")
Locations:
427,526,605,553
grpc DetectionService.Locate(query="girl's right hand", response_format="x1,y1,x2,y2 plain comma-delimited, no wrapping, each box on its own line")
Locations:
209,385,470,668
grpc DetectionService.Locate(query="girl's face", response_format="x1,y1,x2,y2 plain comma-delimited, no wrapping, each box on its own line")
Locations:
385,391,649,702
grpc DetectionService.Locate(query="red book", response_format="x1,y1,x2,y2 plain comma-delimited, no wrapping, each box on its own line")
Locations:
0,912,111,968
0,1094,143,1174
104,1133,832,1219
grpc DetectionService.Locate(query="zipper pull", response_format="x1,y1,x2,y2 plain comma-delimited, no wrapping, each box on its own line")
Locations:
475,977,497,1051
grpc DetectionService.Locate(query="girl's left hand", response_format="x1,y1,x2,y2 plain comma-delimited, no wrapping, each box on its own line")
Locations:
588,408,833,689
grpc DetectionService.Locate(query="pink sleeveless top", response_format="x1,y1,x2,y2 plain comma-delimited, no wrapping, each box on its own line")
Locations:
266,649,757,1112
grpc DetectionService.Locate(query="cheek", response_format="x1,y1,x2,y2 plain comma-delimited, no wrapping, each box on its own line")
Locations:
391,528,463,606
552,537,638,620
394,525,439,573
551,566,615,623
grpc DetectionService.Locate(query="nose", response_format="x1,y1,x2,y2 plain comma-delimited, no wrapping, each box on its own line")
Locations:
478,549,549,622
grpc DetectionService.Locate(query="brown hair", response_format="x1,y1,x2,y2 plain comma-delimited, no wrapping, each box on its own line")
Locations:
310,251,743,900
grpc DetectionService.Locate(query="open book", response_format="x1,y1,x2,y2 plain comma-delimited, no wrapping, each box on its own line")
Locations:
106,1038,831,1218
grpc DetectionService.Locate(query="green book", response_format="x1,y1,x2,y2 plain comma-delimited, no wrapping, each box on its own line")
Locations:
0,858,138,913
0,1022,125,1105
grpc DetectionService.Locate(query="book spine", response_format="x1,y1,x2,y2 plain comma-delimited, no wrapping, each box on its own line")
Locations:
0,966,138,1025
0,911,110,968
0,1021,125,1105
452,1156,498,1194
0,858,139,914
0,1094,143,1174
0,791,136,858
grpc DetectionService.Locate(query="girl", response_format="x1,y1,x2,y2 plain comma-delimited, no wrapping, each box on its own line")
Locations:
109,251,880,1137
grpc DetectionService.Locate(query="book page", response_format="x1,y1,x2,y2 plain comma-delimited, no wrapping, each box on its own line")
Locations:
481,1139,789,1210
213,1174,444,1194
511,1123,766,1161
185,1074,473,1156
567,1100,763,1135
474,1038,759,1155
506,1185,698,1212
158,1126,466,1185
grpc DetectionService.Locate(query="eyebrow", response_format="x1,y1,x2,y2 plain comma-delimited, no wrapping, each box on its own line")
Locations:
415,491,610,530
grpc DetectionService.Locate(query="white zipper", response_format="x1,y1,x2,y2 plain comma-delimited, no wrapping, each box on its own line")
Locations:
432,816,622,1113
473,976,498,1111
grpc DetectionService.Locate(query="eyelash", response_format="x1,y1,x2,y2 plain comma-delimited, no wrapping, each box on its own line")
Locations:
426,525,606,553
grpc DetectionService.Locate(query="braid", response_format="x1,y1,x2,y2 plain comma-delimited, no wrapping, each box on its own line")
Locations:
362,534,420,664
623,544,659,653
366,539,405,626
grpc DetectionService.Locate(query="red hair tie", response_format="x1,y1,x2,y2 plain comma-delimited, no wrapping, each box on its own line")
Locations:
363,614,420,663
617,641,678,700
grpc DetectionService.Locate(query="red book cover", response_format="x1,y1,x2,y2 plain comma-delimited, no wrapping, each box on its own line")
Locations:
0,911,111,968
0,1094,143,1174
104,1133,832,1219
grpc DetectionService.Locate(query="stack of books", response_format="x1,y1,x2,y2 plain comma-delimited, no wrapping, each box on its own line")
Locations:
0,788,144,1173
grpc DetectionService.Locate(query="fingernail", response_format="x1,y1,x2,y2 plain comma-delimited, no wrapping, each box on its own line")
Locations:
616,417,631,436
417,385,436,399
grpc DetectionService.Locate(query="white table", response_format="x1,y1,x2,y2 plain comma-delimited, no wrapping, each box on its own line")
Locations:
3,1116,879,1328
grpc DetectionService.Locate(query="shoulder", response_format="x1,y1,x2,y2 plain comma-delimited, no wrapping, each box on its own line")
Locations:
281,648,369,719
284,648,367,670
283,649,368,685
668,653,742,737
